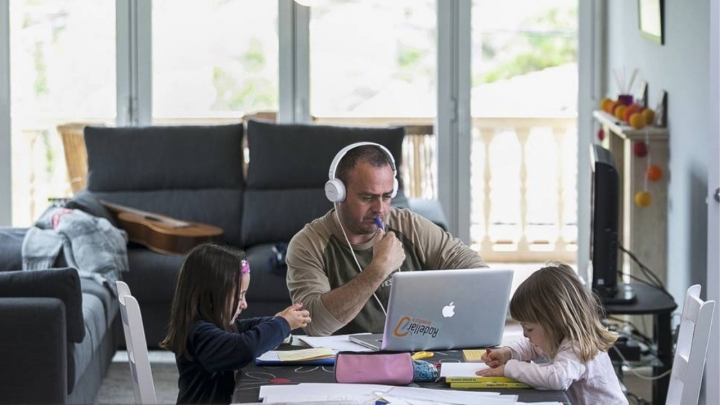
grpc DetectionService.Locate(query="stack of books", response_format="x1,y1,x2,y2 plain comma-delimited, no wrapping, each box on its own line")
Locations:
445,376,531,389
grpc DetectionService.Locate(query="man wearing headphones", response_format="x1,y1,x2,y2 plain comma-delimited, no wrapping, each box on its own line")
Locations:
286,143,487,336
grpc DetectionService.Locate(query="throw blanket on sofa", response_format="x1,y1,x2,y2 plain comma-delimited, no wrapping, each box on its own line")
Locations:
22,207,129,296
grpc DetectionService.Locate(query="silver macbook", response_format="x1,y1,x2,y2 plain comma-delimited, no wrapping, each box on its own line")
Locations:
349,268,513,351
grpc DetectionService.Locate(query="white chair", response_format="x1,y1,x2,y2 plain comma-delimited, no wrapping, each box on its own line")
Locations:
665,285,715,405
116,281,158,405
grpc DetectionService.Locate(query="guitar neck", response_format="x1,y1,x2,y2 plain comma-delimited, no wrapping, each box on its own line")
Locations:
100,200,190,229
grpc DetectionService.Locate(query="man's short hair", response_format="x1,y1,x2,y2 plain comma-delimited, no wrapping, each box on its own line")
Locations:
336,145,393,186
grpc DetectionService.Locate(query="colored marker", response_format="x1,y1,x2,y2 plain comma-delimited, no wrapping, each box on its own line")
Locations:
374,216,384,231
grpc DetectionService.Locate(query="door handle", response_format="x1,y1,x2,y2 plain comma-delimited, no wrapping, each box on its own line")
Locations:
715,188,720,202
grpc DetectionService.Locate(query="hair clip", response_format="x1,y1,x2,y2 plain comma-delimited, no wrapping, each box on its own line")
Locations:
241,260,251,275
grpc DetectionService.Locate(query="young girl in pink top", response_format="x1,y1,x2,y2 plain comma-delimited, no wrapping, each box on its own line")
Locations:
477,262,627,405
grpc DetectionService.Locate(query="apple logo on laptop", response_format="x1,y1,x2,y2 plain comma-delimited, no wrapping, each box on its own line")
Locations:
442,302,455,318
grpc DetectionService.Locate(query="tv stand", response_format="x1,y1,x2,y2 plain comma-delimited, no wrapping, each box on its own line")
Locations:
604,283,677,403
600,284,637,305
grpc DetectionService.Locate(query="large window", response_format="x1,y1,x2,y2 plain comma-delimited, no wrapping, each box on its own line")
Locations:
152,0,278,124
10,0,115,226
2,0,582,264
469,0,578,261
309,0,436,118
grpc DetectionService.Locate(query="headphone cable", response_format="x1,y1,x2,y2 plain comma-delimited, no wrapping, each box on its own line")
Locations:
334,204,388,316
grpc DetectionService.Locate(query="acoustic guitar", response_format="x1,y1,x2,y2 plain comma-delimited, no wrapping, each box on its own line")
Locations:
101,200,224,256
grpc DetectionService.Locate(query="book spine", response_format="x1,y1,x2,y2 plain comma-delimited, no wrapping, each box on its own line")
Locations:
450,382,531,389
444,377,518,383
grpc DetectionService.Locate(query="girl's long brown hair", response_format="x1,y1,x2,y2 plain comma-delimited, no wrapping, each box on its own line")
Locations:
160,243,245,360
509,262,617,362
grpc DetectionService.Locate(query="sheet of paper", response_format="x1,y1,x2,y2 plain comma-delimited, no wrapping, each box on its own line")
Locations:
256,351,280,362
439,362,490,377
259,384,517,405
263,393,376,404
517,403,561,405
297,334,374,352
276,348,335,361
462,349,486,362
387,387,516,405
259,383,393,403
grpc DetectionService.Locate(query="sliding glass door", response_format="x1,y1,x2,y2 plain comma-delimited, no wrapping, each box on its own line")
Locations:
469,0,578,262
9,0,115,225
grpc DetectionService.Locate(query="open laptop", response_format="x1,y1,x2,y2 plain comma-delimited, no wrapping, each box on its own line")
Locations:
349,268,513,351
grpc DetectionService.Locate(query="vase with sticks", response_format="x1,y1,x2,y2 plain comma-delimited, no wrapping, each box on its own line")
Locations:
614,67,638,106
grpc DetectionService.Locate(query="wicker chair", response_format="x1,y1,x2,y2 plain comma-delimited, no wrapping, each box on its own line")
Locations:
57,123,104,194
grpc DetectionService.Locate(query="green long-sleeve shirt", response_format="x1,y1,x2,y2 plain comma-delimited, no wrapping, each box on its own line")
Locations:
286,207,487,336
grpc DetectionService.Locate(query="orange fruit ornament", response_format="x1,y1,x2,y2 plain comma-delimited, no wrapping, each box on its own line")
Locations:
600,98,612,111
629,113,646,129
605,101,617,114
623,105,642,123
635,191,652,208
647,165,663,181
642,109,655,126
615,105,627,120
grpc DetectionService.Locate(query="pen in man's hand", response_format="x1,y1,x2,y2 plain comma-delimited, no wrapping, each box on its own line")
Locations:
374,216,384,232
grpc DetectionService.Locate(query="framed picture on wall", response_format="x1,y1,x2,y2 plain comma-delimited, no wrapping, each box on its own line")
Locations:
638,0,664,44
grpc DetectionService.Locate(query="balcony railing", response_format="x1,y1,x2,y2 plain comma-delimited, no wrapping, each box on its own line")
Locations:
13,115,577,263
316,116,578,263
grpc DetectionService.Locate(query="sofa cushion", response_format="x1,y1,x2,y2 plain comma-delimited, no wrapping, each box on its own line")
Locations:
0,268,85,343
124,248,185,304
0,227,26,272
245,243,293,303
85,123,244,192
80,278,118,329
242,189,333,247
93,188,244,248
243,120,407,246
246,120,405,189
67,292,107,393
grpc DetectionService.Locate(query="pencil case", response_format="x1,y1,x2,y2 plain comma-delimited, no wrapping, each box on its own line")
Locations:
334,351,414,385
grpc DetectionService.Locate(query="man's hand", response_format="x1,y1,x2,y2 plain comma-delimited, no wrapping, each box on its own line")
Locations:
476,364,505,377
370,229,406,280
277,303,311,330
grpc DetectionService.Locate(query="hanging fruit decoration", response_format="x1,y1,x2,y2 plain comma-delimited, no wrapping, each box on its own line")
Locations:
635,191,652,208
634,131,657,208
647,165,663,182
633,141,648,158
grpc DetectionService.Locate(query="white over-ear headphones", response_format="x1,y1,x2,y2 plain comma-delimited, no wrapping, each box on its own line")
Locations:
325,142,399,203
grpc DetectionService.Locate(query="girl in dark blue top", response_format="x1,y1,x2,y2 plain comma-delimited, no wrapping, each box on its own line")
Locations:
160,243,311,404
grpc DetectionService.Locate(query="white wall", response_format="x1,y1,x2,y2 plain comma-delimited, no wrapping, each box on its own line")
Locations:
606,0,710,307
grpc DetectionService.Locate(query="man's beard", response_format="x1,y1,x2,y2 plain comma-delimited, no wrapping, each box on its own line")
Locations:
339,209,373,236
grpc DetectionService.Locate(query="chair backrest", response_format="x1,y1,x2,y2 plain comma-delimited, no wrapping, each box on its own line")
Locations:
57,122,105,194
666,284,716,405
117,281,158,405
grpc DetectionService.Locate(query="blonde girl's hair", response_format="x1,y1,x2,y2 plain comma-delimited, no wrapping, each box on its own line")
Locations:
160,243,246,360
509,262,617,362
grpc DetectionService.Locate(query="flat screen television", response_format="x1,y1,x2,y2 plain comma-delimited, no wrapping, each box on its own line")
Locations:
589,144,635,305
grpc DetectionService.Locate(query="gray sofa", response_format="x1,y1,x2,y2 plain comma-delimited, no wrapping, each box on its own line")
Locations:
0,266,120,404
0,120,447,402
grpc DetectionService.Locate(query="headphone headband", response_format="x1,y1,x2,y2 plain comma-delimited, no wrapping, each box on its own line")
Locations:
325,142,399,203
328,142,397,180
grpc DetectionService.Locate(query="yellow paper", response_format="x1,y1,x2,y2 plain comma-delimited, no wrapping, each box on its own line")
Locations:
462,349,485,362
276,348,336,362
